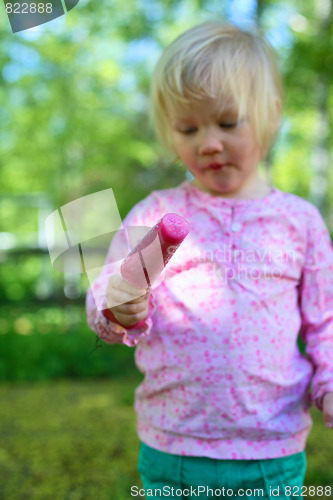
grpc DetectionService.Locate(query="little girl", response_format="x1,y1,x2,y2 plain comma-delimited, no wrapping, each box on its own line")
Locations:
86,21,333,499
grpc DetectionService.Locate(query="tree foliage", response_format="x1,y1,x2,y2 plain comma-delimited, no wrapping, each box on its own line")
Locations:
0,0,332,303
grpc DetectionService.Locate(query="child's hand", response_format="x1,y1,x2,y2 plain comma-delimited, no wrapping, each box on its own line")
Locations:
323,393,333,429
105,274,150,327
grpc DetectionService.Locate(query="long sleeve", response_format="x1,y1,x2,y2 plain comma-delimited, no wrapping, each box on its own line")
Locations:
298,207,333,410
85,182,333,459
85,197,159,348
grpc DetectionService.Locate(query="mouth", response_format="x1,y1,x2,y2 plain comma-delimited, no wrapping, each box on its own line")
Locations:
207,162,226,171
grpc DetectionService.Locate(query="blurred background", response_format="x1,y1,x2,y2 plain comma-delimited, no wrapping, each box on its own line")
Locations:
0,0,333,499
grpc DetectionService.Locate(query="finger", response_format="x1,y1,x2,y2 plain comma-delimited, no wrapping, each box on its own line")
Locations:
113,308,147,326
109,274,147,296
116,300,148,315
107,289,149,309
112,278,150,299
125,290,151,304
106,289,140,308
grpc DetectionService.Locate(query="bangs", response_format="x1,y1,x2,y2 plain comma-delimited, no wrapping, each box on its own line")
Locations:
161,38,254,123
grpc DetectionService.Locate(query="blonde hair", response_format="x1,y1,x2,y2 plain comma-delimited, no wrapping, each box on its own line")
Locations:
150,21,283,158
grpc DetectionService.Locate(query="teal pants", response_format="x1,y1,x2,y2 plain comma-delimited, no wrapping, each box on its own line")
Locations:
138,441,307,499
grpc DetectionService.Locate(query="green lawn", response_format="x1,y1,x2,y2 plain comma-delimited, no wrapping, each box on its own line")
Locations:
0,376,143,500
0,377,332,499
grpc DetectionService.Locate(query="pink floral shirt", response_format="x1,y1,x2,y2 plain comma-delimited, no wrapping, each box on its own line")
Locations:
86,181,333,459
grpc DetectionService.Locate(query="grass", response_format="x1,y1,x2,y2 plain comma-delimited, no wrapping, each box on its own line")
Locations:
0,376,332,500
0,304,138,381
0,375,143,500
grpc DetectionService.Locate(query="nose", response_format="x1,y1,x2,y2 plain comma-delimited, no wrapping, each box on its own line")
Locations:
198,129,223,156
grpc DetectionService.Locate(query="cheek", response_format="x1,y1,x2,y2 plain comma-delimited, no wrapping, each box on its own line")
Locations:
233,136,261,162
172,136,185,157
174,142,193,161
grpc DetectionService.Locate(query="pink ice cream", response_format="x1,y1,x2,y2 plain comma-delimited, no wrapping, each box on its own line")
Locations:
120,213,190,288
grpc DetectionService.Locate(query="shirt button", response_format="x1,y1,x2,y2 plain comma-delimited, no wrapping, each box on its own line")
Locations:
231,222,242,232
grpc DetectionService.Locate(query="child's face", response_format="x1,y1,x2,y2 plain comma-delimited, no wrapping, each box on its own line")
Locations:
170,96,266,198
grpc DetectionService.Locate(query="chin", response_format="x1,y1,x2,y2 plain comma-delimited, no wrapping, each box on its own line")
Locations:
210,183,236,195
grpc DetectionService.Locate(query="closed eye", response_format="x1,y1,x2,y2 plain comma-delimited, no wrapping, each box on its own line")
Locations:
180,128,197,135
219,122,237,129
